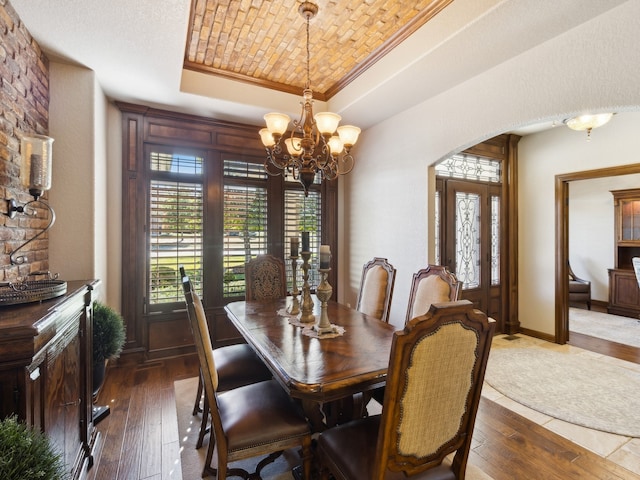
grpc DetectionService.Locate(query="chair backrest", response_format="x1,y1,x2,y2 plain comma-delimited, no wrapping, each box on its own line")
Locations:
355,257,396,323
374,300,495,479
244,254,286,300
405,265,461,324
182,275,229,453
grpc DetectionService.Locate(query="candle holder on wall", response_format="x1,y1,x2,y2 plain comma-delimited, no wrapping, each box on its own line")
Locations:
288,256,301,316
3,135,56,266
0,135,66,306
299,251,315,323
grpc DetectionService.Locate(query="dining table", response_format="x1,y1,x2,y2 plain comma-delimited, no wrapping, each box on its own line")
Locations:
224,295,396,431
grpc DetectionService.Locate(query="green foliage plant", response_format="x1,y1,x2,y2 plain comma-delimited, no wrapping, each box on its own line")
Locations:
93,301,126,366
0,415,67,479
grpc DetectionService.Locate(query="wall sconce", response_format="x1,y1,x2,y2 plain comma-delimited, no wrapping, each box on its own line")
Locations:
3,135,56,265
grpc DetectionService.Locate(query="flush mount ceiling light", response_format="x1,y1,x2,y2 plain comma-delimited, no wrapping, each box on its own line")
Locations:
259,1,361,196
564,113,614,140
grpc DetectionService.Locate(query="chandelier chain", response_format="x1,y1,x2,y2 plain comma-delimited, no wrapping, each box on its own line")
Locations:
259,1,360,195
306,13,310,90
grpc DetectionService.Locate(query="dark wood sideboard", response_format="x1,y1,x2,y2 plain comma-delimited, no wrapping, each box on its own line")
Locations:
0,280,100,480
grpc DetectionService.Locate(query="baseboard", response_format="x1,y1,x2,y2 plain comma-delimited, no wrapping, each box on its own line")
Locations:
517,327,556,344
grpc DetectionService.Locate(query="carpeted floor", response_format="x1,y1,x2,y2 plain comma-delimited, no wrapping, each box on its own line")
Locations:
570,307,640,348
485,346,640,437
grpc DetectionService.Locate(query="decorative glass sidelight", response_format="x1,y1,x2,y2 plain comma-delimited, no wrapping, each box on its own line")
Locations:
455,191,480,289
491,195,500,285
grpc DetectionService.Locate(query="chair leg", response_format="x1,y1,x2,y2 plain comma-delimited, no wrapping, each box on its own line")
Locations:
203,430,218,478
196,394,210,449
192,371,204,415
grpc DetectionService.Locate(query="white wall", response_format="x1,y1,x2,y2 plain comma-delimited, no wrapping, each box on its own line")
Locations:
49,61,110,302
48,1,640,337
569,173,640,302
340,0,640,333
518,113,640,333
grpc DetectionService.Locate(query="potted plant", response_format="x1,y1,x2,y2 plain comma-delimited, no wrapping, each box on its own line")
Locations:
0,415,67,479
92,301,125,398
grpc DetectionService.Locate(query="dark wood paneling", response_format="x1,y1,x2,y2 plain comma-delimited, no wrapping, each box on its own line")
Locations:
118,103,339,356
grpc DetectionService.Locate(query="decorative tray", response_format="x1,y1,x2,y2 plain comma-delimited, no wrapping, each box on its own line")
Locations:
0,279,68,306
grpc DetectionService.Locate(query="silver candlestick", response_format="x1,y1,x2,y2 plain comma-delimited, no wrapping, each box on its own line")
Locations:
314,268,335,334
288,256,300,315
299,251,315,323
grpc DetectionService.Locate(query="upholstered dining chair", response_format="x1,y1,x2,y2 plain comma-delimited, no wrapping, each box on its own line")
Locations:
405,265,461,325
317,300,495,480
182,274,312,479
245,254,287,300
355,257,396,323
568,261,591,310
180,267,271,449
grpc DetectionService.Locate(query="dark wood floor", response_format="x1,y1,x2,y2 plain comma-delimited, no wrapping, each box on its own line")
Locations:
86,332,640,480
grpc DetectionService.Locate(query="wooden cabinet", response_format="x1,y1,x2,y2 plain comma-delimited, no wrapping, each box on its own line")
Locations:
608,268,640,317
609,189,640,316
0,280,99,480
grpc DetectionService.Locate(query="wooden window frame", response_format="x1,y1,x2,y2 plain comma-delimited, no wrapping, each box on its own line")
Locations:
118,103,338,358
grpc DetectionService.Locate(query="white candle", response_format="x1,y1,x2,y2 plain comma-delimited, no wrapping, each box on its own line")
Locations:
319,245,331,269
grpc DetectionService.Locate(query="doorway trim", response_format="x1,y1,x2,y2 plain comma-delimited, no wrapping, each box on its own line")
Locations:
555,163,640,344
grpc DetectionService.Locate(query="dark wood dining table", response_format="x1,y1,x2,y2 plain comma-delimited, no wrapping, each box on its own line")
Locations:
224,296,396,430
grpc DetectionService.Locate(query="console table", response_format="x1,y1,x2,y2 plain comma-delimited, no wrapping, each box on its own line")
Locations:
0,280,100,480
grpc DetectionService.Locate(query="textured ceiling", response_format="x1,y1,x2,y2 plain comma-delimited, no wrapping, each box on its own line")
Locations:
184,0,452,100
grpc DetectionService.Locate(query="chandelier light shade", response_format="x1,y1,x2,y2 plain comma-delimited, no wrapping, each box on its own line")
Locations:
259,1,361,195
564,113,614,140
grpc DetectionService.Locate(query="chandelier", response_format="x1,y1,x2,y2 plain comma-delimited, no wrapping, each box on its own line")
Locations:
259,1,361,195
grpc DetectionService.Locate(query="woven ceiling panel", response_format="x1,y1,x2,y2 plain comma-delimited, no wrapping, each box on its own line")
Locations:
184,0,452,100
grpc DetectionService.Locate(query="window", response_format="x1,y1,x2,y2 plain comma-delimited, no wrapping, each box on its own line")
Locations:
435,153,501,183
147,150,204,311
221,160,323,298
284,188,322,289
223,160,268,297
119,107,338,353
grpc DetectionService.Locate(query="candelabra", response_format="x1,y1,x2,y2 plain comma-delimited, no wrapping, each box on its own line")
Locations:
314,268,335,335
299,251,315,323
288,256,300,316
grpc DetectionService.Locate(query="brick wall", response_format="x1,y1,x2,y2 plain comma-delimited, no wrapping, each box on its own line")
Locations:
0,0,50,281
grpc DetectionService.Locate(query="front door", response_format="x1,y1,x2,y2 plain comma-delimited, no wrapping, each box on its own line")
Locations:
442,179,502,323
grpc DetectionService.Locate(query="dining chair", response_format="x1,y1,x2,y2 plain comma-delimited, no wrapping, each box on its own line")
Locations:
568,261,591,310
405,264,461,325
355,257,396,323
317,300,495,480
180,267,272,449
182,274,312,479
244,254,287,300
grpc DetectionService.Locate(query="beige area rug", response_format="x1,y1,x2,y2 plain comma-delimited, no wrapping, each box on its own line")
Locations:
485,346,640,437
570,307,640,348
174,377,302,480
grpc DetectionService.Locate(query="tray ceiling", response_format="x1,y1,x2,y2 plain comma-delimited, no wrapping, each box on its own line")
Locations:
184,0,452,101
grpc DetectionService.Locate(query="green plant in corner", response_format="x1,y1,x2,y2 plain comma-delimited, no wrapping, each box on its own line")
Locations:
93,301,126,367
0,415,68,479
